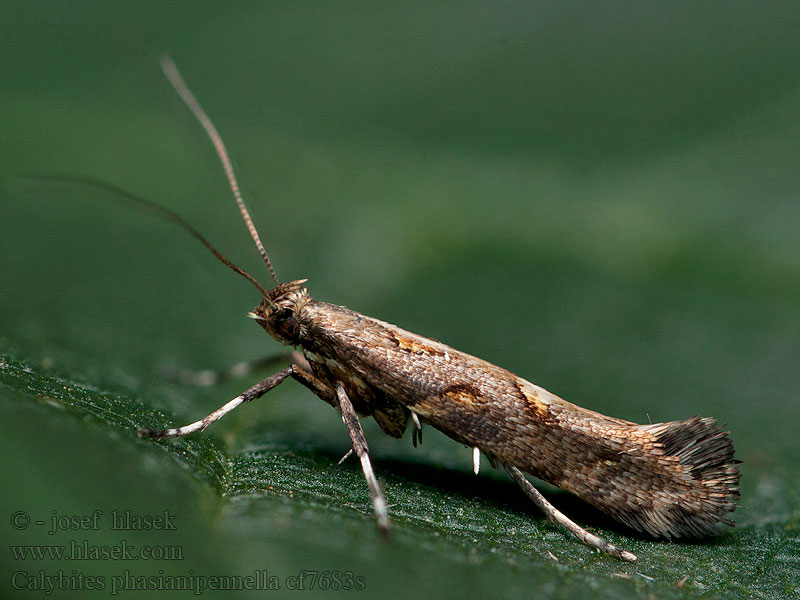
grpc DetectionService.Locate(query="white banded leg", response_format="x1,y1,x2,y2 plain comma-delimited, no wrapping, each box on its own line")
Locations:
335,382,390,536
138,366,294,439
504,464,637,562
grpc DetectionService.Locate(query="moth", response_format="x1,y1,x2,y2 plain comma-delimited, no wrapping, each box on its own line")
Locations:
139,56,740,562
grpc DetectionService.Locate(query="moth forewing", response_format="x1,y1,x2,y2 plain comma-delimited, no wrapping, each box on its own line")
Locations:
139,56,740,563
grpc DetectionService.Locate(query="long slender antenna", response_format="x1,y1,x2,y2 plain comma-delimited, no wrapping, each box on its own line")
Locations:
160,54,280,286
21,175,272,298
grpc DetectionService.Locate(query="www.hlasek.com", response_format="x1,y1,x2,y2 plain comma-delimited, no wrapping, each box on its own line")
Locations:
11,540,182,561
12,569,366,595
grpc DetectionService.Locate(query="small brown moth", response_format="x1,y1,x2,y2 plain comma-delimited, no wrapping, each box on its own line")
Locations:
139,56,740,562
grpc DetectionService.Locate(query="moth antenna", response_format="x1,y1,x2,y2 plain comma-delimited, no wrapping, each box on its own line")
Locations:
19,175,271,298
160,54,280,286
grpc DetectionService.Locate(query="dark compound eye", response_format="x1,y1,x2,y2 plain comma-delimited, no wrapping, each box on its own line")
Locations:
274,310,302,343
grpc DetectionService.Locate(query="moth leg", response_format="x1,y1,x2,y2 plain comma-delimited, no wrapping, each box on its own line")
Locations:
138,366,295,439
411,412,423,447
335,382,390,536
504,464,637,562
161,350,310,387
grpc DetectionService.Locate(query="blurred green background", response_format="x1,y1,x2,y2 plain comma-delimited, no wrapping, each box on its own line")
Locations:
1,2,799,599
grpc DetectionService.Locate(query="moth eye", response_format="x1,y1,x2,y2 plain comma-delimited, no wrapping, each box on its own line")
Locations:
276,314,302,343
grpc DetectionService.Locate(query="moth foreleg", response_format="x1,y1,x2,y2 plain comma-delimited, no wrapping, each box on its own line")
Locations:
138,366,295,439
504,464,637,562
160,350,310,387
335,382,390,536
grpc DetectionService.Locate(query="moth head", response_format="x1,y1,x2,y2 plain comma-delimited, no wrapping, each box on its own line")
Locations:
248,279,310,345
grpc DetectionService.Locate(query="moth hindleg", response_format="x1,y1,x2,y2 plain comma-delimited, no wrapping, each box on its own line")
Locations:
504,464,637,562
160,350,310,387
